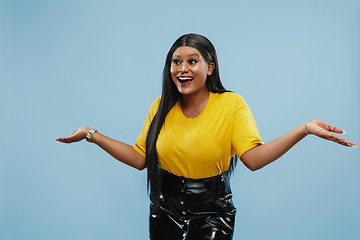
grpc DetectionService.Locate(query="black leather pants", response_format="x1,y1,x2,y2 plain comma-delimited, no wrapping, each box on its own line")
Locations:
149,170,236,240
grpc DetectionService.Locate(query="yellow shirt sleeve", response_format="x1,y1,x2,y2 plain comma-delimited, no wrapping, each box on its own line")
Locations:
231,96,263,158
132,96,161,157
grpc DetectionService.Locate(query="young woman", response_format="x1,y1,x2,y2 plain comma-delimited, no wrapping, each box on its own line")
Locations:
56,33,355,240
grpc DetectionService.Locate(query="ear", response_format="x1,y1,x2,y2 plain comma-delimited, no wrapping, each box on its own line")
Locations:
207,62,215,75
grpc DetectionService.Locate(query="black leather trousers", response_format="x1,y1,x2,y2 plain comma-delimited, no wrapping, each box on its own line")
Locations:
149,170,236,240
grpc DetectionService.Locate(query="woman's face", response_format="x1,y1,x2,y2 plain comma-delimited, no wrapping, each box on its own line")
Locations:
170,46,214,96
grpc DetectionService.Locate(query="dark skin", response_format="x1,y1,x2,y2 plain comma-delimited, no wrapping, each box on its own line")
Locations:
55,46,356,171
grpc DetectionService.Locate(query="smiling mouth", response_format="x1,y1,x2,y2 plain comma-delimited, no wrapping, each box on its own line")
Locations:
177,76,194,85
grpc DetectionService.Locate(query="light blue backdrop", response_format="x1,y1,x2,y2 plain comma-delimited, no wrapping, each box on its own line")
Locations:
1,0,359,239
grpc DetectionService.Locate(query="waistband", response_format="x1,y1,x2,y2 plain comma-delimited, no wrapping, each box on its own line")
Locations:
160,169,230,194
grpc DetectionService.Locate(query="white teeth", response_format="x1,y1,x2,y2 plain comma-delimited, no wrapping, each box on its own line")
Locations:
178,77,193,80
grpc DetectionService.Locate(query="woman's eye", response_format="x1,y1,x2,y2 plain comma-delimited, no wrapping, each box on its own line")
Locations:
172,59,181,65
189,59,198,65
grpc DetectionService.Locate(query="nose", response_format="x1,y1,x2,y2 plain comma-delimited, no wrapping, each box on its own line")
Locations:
179,62,189,73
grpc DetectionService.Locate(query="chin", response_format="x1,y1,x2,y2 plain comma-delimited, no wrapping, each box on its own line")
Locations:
177,88,194,96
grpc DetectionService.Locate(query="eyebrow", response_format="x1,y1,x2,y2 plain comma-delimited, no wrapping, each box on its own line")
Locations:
172,53,200,58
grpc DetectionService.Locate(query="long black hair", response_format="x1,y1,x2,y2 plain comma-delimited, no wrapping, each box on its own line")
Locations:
145,33,237,210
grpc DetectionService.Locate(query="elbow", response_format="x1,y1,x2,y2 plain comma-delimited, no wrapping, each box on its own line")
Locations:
242,158,263,171
247,165,262,172
134,162,147,171
241,157,262,171
137,165,147,171
241,150,265,172
130,153,147,171
247,166,257,171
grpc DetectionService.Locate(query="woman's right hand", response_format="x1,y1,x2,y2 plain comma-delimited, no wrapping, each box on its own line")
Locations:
55,126,91,143
305,120,355,147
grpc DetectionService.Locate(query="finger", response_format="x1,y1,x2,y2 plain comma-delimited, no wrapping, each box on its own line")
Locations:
55,137,67,142
69,130,77,136
338,139,355,147
326,124,345,134
60,138,73,143
322,131,355,147
55,136,73,143
315,127,352,146
55,137,65,142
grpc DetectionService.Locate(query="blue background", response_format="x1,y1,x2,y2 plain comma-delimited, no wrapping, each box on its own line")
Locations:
1,0,359,239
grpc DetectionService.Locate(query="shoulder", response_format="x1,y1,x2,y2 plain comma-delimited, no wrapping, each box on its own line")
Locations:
152,95,161,106
211,92,248,107
148,96,161,116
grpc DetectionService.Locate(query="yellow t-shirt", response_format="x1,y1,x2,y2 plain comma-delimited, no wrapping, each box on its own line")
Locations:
133,92,263,179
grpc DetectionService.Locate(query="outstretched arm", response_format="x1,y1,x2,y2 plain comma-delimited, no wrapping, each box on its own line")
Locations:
55,126,146,170
240,120,355,171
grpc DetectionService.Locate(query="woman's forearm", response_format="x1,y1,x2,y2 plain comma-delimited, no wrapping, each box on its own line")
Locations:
240,125,307,171
240,119,355,171
55,126,146,170
91,131,146,170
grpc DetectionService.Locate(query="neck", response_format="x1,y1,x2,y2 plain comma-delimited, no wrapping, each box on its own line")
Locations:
180,88,210,118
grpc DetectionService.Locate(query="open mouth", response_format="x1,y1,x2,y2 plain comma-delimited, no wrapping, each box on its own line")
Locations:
177,76,194,86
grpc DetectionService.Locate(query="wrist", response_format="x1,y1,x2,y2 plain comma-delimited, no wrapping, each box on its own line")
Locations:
83,126,91,134
85,128,97,143
304,122,309,135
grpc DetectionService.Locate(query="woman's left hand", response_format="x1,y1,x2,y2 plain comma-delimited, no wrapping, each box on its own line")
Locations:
305,120,356,147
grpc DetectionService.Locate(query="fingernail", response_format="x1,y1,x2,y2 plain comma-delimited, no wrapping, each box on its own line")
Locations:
342,131,346,134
